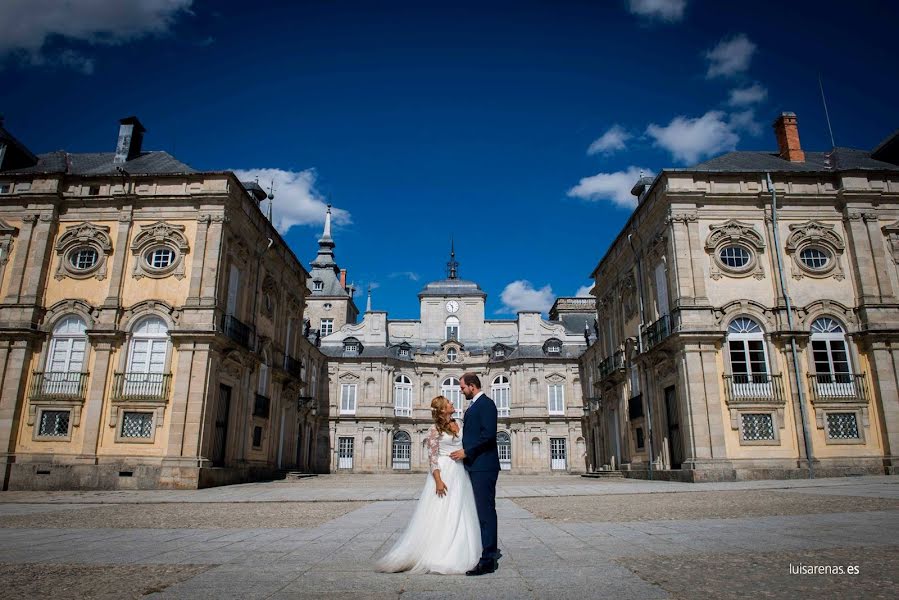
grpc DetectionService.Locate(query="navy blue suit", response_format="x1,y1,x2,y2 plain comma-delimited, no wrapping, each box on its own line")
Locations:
461,392,501,563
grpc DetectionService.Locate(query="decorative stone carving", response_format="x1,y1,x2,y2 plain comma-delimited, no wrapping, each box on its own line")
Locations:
55,222,113,281
784,220,845,280
883,221,899,265
621,275,637,319
705,220,766,280
130,221,189,280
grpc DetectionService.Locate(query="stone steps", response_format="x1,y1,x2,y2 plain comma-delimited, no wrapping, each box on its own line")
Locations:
582,471,625,479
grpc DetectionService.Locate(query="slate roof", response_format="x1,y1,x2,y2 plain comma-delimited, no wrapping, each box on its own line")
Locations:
419,278,487,298
0,150,196,175
690,148,899,173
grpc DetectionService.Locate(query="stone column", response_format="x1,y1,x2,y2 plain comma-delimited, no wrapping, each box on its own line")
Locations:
865,213,895,301
103,211,133,308
165,341,196,458
686,214,709,305
78,334,117,459
201,216,225,307
3,215,35,303
0,338,33,489
678,340,730,472
180,342,214,465
867,340,899,473
20,212,57,305
845,211,881,304
185,215,210,306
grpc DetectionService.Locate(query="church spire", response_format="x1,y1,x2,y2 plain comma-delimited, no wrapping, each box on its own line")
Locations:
446,238,459,279
366,285,372,312
311,204,336,268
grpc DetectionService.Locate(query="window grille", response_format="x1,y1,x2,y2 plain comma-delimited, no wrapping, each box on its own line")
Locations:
121,412,153,438
38,410,70,437
826,413,860,439
741,413,775,441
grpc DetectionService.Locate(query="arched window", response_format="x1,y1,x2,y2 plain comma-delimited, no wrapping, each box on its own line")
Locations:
394,374,413,417
392,431,411,470
726,317,771,397
445,316,459,341
442,377,463,419
810,317,854,396
124,316,169,397
492,375,510,417
496,431,511,470
44,315,88,396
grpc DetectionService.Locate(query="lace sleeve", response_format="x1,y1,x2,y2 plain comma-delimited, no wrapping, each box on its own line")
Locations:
426,426,440,473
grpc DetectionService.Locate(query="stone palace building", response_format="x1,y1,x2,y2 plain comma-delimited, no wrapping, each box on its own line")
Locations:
581,112,899,481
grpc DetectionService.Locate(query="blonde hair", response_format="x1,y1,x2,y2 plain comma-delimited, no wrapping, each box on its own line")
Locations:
430,395,457,437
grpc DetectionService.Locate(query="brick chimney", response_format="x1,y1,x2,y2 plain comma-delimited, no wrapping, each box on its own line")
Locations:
773,112,804,162
113,116,146,164
340,269,347,289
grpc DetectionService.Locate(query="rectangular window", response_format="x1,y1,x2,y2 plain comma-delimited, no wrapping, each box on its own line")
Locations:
394,385,412,417
38,410,70,437
340,384,357,414
252,426,263,448
0,183,11,194
635,427,645,449
550,438,567,470
548,384,564,415
345,343,358,353
320,319,334,337
826,412,860,440
121,412,154,439
741,413,775,441
493,385,510,417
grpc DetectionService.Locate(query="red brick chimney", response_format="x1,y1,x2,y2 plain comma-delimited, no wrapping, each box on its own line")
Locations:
773,112,805,162
340,269,347,289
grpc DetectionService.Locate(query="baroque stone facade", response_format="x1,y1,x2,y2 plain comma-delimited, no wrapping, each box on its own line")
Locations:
581,112,899,481
0,117,329,490
306,238,595,474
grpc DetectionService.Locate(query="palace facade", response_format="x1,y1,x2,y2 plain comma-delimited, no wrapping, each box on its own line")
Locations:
581,112,899,481
0,117,328,490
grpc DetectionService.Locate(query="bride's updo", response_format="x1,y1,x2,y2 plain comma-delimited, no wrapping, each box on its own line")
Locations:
430,396,457,437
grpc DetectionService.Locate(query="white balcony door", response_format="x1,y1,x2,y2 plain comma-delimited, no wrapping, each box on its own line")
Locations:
550,438,567,471
492,376,510,417
811,318,854,397
394,375,412,417
338,437,354,469
125,317,168,396
45,316,87,395
727,317,771,397
497,431,512,470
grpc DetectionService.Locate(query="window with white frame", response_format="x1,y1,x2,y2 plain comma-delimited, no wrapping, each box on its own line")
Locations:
392,431,411,469
124,316,169,397
492,375,510,417
445,316,459,341
442,377,463,419
548,384,564,415
496,431,511,470
394,375,413,417
727,317,771,397
320,318,333,337
340,383,357,414
810,317,854,397
44,315,88,396
446,347,457,362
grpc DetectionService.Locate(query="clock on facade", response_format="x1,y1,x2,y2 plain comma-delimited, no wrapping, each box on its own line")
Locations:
445,300,459,313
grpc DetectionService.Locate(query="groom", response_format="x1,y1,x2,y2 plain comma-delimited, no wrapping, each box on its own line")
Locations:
450,372,501,576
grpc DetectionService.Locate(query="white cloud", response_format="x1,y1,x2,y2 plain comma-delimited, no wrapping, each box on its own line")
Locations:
627,0,687,22
729,109,762,136
499,280,555,314
646,110,739,163
231,168,351,235
705,34,756,78
389,271,420,282
728,83,767,106
587,125,632,155
575,285,594,297
0,0,193,71
567,166,654,210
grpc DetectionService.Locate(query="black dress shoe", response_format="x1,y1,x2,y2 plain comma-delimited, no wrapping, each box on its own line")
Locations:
465,560,497,576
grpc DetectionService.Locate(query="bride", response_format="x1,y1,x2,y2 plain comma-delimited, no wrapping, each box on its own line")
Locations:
376,395,482,574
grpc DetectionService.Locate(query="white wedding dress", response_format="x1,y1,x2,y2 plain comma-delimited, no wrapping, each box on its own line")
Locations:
376,425,482,574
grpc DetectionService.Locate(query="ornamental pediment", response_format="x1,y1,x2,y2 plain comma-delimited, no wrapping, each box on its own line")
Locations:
338,372,360,381
545,372,566,383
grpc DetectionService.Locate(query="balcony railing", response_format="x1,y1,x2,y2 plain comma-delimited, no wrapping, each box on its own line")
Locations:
598,351,625,380
642,314,671,352
221,314,254,349
253,393,271,418
394,407,412,417
284,355,304,380
723,373,785,403
112,372,172,402
807,373,869,403
29,371,89,401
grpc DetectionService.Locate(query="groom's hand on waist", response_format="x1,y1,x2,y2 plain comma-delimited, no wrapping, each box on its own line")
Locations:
449,449,465,461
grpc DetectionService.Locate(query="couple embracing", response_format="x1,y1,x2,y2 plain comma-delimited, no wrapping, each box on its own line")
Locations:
377,372,501,576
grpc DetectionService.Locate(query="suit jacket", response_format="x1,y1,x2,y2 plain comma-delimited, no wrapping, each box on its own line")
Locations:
461,393,501,472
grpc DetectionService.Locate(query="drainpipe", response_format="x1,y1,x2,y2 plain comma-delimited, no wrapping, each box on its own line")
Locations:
628,232,654,480
767,172,815,479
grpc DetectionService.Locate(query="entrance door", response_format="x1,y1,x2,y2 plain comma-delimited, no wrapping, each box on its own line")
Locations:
211,384,231,467
664,386,683,469
550,438,567,471
338,437,354,470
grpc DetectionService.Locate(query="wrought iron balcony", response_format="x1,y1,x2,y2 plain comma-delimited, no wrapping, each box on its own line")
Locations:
221,314,254,349
641,314,671,352
253,393,271,418
598,351,625,380
284,355,304,380
29,371,89,401
112,372,172,402
807,373,869,403
723,373,785,403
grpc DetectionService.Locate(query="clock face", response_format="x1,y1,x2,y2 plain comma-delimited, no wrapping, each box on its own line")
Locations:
446,300,459,313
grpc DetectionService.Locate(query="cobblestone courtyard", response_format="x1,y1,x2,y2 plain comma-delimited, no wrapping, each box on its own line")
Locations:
0,474,896,599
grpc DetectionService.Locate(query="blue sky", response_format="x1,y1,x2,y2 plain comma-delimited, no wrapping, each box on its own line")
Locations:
3,0,898,319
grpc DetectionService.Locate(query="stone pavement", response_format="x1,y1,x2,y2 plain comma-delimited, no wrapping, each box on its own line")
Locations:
0,474,896,599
